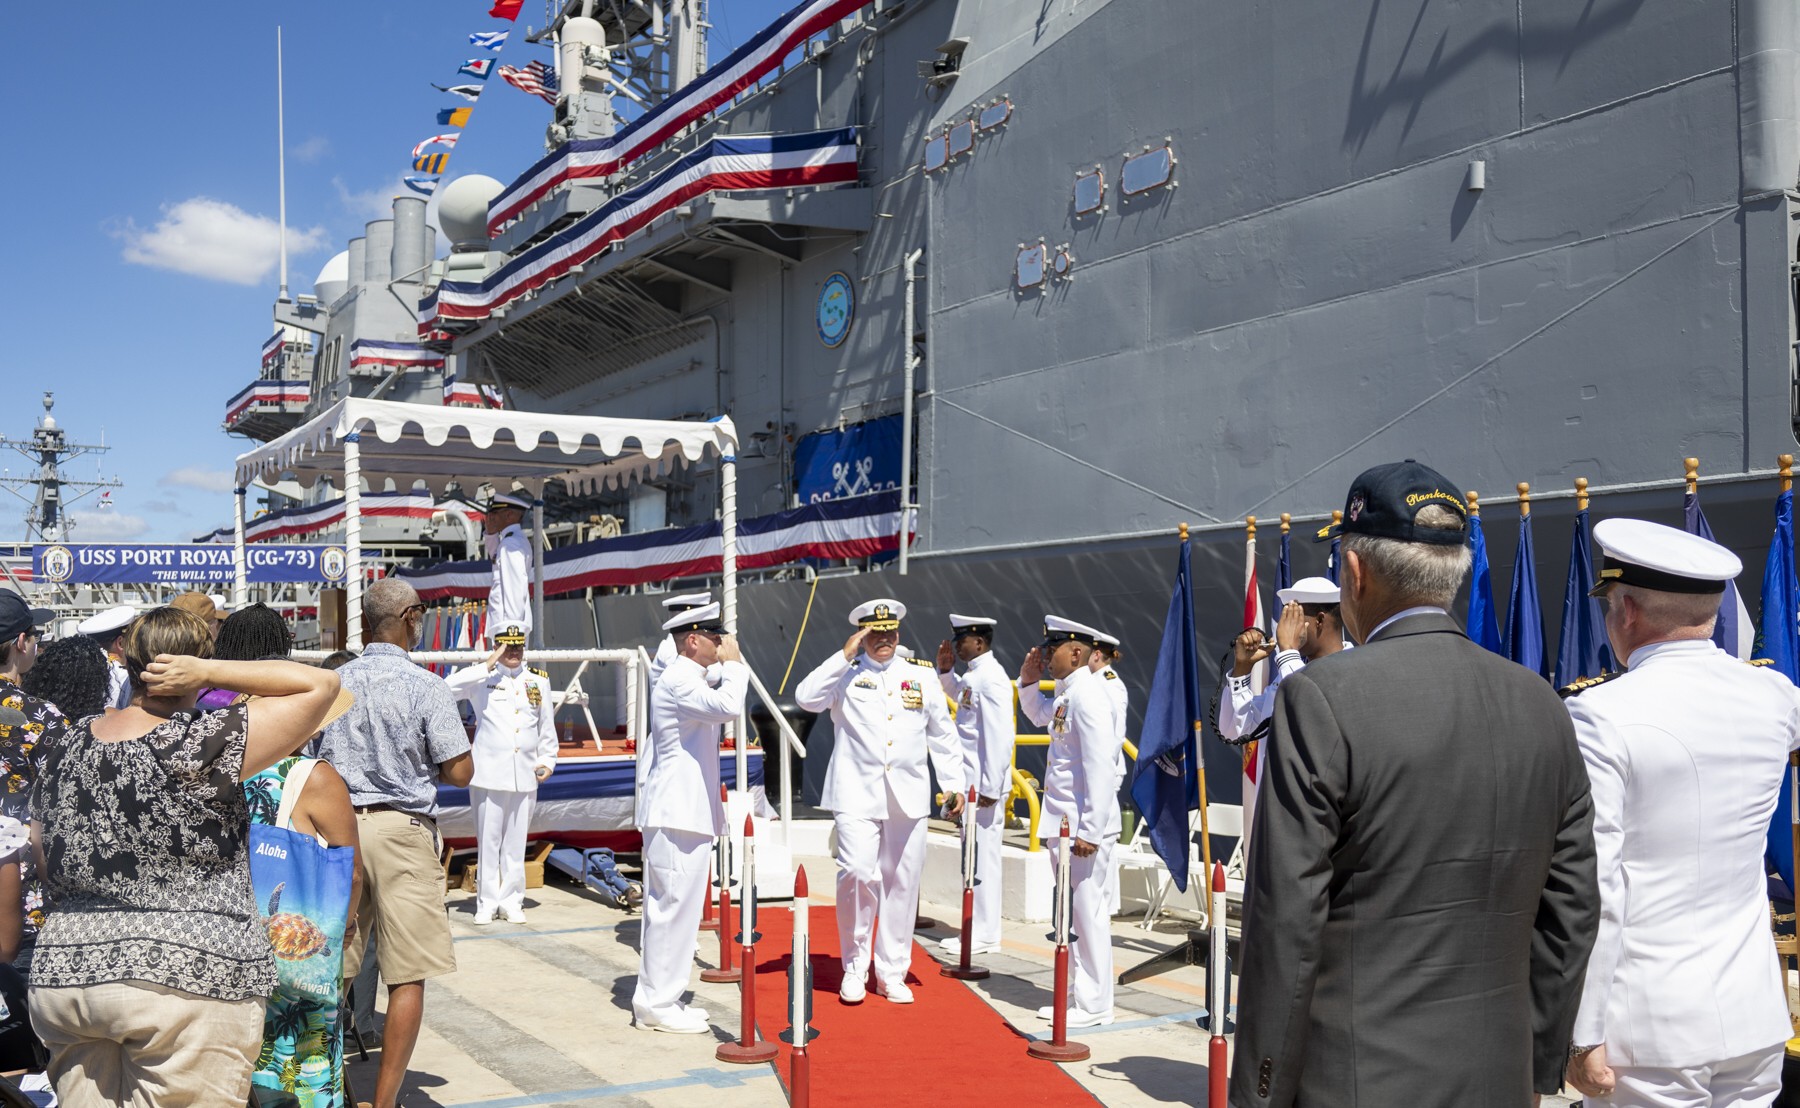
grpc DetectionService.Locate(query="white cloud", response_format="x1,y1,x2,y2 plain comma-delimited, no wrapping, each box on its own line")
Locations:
65,511,150,541
291,135,331,163
116,198,326,286
160,466,236,494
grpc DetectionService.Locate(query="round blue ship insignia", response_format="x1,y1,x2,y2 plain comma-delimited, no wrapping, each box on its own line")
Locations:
817,272,854,348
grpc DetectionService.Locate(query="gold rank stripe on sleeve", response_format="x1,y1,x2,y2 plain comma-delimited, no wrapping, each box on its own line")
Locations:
1748,658,1776,667
1557,670,1625,699
530,666,550,678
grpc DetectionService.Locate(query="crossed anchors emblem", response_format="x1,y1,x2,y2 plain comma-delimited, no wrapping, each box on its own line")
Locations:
832,456,875,498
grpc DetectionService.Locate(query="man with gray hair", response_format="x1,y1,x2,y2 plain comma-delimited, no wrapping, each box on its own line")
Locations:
318,577,473,1108
1561,519,1800,1105
1230,460,1598,1107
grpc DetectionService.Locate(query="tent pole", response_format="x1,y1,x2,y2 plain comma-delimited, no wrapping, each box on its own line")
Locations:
344,434,364,651
531,499,547,648
232,487,249,610
721,452,746,796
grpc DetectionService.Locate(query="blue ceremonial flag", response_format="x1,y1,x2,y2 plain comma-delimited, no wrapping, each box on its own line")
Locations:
1553,506,1614,687
1757,487,1800,892
470,30,509,50
1325,536,1341,584
1129,532,1204,893
1684,489,1755,658
1276,524,1292,592
1504,511,1548,680
458,58,494,80
1467,513,1504,653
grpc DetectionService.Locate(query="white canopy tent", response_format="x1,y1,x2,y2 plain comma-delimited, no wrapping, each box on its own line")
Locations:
232,396,742,654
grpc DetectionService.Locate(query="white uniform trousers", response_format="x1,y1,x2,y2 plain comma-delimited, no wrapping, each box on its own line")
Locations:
1609,1045,1783,1108
631,827,713,1020
471,787,534,915
834,789,927,986
1049,834,1117,1015
970,800,1004,948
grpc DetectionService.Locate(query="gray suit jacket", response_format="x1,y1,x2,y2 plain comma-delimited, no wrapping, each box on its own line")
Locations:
1229,612,1597,1107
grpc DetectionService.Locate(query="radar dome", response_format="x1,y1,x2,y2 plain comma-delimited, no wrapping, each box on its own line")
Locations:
313,250,352,304
438,175,504,248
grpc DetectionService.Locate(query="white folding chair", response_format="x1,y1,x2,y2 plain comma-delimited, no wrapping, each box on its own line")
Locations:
1138,803,1245,929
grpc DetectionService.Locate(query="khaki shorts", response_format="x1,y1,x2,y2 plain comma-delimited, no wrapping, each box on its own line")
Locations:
344,809,456,986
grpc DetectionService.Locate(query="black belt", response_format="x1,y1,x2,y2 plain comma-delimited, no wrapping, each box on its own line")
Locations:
354,803,402,815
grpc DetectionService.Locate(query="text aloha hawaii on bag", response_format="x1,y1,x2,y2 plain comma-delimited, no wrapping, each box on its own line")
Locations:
246,758,356,1107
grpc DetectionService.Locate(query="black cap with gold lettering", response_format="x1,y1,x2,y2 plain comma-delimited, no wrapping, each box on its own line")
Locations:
1315,459,1468,546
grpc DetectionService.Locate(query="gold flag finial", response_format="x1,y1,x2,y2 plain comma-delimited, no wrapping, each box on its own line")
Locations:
1178,521,1189,540
1685,457,1700,496
1517,482,1531,518
1246,515,1257,538
1782,455,1794,495
1466,491,1481,517
1575,477,1589,512
1280,513,1291,535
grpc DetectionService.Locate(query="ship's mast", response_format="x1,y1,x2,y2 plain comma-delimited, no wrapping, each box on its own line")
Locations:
0,393,123,542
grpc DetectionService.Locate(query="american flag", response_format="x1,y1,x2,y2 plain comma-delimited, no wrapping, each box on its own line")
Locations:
498,61,558,106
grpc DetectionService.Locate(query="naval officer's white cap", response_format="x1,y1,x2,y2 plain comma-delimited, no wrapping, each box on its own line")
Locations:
1589,517,1742,596
78,606,136,637
486,491,532,511
850,599,906,630
661,592,713,611
948,613,997,636
663,602,726,634
1041,615,1104,649
1276,576,1341,606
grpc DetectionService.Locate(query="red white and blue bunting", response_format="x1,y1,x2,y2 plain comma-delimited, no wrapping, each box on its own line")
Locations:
225,381,311,424
348,339,448,370
194,491,483,545
395,489,912,599
419,128,858,337
260,331,285,369
443,373,505,408
485,0,869,235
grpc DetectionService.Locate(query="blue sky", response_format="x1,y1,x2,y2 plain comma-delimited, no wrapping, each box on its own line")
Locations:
0,0,793,543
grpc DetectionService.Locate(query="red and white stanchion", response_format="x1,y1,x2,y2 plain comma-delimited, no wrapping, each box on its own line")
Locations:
942,786,990,981
780,865,818,1107
700,785,739,984
1208,861,1229,1107
718,814,779,1064
1027,818,1089,1062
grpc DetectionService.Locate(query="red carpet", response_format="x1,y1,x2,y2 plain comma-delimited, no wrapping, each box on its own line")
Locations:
742,905,1098,1107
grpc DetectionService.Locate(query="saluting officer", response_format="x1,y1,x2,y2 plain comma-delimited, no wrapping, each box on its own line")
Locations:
1218,576,1350,745
1562,519,1800,1105
484,492,534,643
445,625,558,924
934,614,1014,959
795,599,966,1005
632,602,745,1034
648,593,713,690
1018,616,1124,1027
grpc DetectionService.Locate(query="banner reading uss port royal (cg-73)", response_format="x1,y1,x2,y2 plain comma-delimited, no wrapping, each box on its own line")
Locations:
33,544,348,586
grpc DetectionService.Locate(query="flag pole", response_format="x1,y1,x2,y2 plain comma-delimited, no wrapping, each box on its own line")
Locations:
1783,454,1798,935
1184,520,1215,895
276,25,289,303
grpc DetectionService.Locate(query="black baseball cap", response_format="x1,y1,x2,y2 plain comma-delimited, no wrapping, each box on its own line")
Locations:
1315,460,1469,546
0,591,53,641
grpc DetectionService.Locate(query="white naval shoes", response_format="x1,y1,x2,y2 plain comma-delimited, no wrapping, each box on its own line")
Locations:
938,936,1001,958
1033,1006,1115,1028
500,905,527,924
874,979,914,1005
472,908,496,926
634,1007,710,1035
838,974,867,1004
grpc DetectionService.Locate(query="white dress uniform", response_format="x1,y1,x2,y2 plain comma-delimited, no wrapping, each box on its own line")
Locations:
1020,616,1124,1021
77,607,137,710
445,652,558,920
485,500,534,640
794,599,965,998
632,602,746,1030
937,615,1014,950
1563,519,1800,1106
